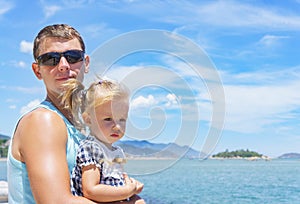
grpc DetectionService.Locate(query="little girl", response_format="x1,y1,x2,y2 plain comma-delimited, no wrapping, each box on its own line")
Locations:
61,78,145,203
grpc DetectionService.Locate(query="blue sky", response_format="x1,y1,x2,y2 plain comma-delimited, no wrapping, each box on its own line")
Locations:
1,0,300,158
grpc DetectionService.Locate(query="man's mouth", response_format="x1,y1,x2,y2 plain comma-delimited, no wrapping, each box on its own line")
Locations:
56,77,69,81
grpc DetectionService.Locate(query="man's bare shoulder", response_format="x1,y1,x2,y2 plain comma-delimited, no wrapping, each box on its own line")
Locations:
21,107,61,122
13,107,66,161
16,107,65,138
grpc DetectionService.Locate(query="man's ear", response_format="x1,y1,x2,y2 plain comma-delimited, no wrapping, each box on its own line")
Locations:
32,63,42,80
82,112,91,125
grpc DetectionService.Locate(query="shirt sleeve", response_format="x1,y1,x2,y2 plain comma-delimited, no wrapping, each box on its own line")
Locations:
76,140,104,168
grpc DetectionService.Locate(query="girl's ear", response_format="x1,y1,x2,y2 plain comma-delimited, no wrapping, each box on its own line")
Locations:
32,63,42,80
82,112,91,125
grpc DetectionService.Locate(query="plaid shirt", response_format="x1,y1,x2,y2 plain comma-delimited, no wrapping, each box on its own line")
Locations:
71,135,126,196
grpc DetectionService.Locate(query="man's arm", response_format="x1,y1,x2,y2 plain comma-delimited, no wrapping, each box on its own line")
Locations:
18,109,95,204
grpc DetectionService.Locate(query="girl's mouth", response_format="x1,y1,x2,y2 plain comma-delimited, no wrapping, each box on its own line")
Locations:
110,133,119,137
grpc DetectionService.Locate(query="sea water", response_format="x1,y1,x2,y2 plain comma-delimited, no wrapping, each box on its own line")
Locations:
0,161,6,181
1,159,300,204
125,159,300,204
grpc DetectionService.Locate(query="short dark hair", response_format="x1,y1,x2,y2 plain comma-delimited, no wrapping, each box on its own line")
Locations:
33,24,85,60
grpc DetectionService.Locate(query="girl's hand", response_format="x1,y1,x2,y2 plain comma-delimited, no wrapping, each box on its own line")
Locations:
123,173,144,194
133,179,144,194
123,174,146,203
123,173,138,195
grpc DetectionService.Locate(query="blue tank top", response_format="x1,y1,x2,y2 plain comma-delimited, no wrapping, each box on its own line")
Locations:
7,100,85,204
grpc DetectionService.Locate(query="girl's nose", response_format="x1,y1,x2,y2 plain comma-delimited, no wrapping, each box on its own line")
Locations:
113,123,121,131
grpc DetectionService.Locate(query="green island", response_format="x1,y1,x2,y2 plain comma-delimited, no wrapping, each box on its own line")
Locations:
211,149,269,160
0,139,9,158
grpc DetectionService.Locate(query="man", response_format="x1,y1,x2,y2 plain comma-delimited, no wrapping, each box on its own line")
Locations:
7,24,95,203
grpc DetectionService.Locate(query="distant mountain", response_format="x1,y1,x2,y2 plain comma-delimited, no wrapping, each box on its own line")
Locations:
0,134,10,140
278,153,300,159
116,140,205,159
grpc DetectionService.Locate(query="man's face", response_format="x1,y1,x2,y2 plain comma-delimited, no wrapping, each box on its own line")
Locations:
32,37,89,95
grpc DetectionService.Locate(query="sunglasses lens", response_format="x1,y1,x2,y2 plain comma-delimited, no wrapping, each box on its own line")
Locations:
64,50,84,64
37,50,84,66
37,53,60,66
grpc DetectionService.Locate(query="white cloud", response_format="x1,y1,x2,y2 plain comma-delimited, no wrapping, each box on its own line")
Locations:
92,57,220,123
125,65,300,135
1,85,44,94
7,61,28,68
20,40,33,54
192,1,300,29
223,70,300,134
94,64,189,92
4,60,27,68
258,35,289,47
44,5,61,18
6,98,17,103
0,1,13,16
18,61,26,68
84,23,119,39
90,44,300,136
203,2,300,30
102,1,300,31
15,61,26,68
131,95,156,109
17,87,43,94
9,105,16,109
165,93,178,107
20,99,41,115
62,0,90,7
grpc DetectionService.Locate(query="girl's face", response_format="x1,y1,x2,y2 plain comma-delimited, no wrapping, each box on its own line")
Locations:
87,100,129,148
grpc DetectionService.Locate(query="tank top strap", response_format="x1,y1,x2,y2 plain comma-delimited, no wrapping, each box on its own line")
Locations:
39,100,70,124
39,100,86,172
39,100,85,141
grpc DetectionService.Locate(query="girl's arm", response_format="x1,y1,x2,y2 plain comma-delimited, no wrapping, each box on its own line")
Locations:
81,164,139,202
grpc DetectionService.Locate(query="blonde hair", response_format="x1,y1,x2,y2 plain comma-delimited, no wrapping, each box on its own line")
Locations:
61,78,130,130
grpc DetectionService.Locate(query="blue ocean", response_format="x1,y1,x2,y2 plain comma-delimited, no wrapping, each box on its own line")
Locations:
1,159,300,204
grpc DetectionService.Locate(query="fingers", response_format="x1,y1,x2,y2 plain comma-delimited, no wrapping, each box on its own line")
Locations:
123,173,131,184
123,173,129,179
134,179,144,188
135,181,144,194
131,179,144,194
123,174,144,194
123,173,137,183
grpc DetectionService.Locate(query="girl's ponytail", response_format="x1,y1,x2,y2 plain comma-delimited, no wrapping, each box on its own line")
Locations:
61,79,86,130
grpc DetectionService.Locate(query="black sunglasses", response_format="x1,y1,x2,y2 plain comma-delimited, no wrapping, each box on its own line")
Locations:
36,50,85,66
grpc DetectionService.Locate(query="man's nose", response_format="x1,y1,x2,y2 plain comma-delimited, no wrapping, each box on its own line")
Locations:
57,57,70,72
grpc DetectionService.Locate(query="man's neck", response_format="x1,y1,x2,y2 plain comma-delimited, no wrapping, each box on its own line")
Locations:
45,94,74,124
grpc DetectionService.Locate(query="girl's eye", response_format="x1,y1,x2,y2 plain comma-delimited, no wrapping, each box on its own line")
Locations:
120,118,127,122
104,118,113,121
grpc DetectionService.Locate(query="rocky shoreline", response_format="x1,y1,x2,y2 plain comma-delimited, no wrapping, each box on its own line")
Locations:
0,158,7,203
210,155,271,161
0,181,7,203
